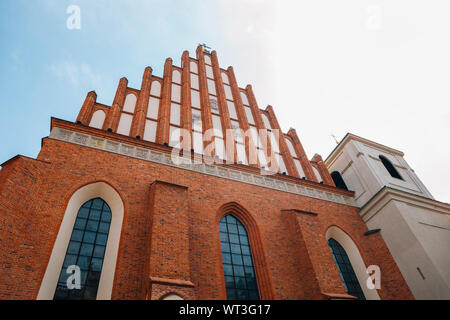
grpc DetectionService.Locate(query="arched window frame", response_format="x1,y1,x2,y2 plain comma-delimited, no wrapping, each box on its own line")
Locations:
215,203,274,300
53,198,112,300
219,214,260,300
328,238,365,300
325,226,380,300
160,292,184,300
379,155,403,180
331,171,348,190
37,182,124,300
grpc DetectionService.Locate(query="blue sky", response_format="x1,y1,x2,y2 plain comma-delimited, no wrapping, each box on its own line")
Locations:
0,0,224,163
1,0,449,202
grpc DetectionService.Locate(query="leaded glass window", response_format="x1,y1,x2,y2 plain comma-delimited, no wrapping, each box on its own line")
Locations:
54,198,112,300
328,238,365,300
219,215,260,300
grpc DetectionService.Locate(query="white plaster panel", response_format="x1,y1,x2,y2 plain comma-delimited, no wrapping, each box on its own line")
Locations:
207,79,216,96
261,113,272,130
240,92,249,105
190,74,199,90
227,101,238,119
204,55,212,65
147,97,160,119
144,120,157,142
224,85,233,101
192,109,202,132
245,107,255,125
206,65,214,78
221,72,229,84
191,90,201,108
123,94,137,113
172,70,181,84
150,81,161,97
294,159,305,178
89,110,106,129
190,61,198,74
171,84,181,103
170,103,180,126
285,138,297,158
117,113,133,136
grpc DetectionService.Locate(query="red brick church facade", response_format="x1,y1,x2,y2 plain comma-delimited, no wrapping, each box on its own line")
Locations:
0,46,413,300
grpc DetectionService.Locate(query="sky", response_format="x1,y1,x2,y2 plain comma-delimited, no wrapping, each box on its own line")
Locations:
0,0,449,202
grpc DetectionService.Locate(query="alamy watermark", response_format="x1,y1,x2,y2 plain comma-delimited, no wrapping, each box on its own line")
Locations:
66,4,81,30
66,265,81,290
169,128,284,176
366,5,383,30
366,265,381,290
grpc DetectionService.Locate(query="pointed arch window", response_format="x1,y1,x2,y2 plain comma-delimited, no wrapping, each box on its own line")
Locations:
328,238,365,300
379,155,403,180
219,215,260,300
331,171,348,190
54,198,112,300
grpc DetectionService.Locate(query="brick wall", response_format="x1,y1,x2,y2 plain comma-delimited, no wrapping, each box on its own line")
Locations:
0,135,413,300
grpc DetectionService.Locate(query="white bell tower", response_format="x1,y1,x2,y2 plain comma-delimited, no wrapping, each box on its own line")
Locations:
325,133,433,207
325,133,450,300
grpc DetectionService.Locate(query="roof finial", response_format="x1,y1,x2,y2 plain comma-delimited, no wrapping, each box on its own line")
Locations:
331,134,339,145
199,43,211,54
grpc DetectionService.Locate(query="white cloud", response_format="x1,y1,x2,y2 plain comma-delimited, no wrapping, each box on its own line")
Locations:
216,0,450,202
49,60,103,89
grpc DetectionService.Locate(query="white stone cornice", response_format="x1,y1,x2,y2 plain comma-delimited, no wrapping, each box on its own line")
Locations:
359,186,450,222
49,127,356,207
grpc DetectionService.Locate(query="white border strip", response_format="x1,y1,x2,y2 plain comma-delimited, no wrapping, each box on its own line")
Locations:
50,128,355,206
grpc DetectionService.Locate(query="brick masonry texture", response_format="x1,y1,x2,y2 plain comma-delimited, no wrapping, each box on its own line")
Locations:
0,135,413,299
0,45,414,300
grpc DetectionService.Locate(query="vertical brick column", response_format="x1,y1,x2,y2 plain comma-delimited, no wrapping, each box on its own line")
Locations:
265,105,298,177
181,51,192,150
283,210,325,299
76,91,97,125
211,51,236,162
196,46,215,156
104,77,128,132
227,67,259,168
311,154,335,186
288,211,350,297
288,128,317,182
157,58,173,145
246,85,278,170
181,52,192,131
131,67,152,139
148,181,195,300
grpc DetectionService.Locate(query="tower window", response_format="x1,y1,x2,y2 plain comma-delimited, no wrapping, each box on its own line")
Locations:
328,238,365,300
379,155,403,180
331,171,348,191
219,215,260,300
54,198,112,300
